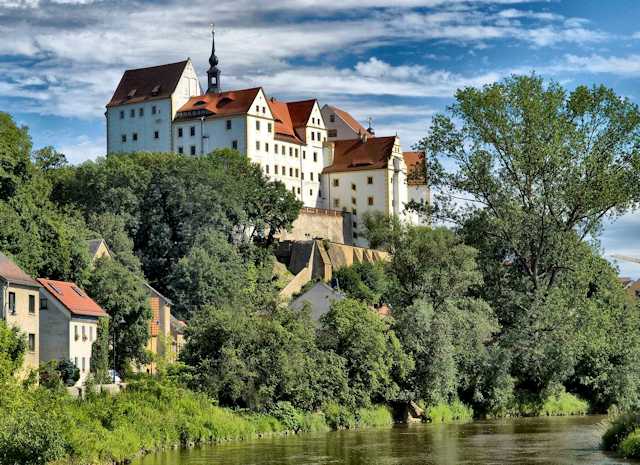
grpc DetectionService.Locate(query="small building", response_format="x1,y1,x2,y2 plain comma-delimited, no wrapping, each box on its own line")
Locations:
170,315,186,360
143,283,173,374
87,238,112,261
0,253,40,374
291,281,345,322
38,278,107,385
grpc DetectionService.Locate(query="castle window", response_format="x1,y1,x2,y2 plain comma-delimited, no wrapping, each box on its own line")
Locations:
232,140,238,150
313,152,318,162
132,133,138,141
190,126,195,137
152,105,157,115
8,292,15,314
178,146,184,154
333,199,340,208
289,168,293,177
282,145,285,154
352,197,356,205
301,172,304,180
352,208,357,215
303,150,306,159
255,105,259,112
262,106,266,114
268,123,272,133
275,145,278,154
119,110,124,119
28,334,35,352
328,129,337,138
139,108,144,117
190,145,196,155
256,120,260,131
275,166,279,174
295,148,299,158
297,187,300,194
130,109,135,118
368,196,374,206
311,132,315,141
154,131,159,139
256,141,260,151
333,179,339,187
178,128,183,138
295,169,299,178
351,183,356,191
317,131,321,141
226,120,232,130
121,134,127,143
289,147,293,157
329,114,335,123
266,165,270,174
367,176,373,185
310,189,313,196
310,172,314,181
292,186,295,193
265,143,269,153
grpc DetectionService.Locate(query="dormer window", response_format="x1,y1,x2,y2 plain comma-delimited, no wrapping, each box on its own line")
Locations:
194,100,207,106
127,89,137,99
151,85,160,96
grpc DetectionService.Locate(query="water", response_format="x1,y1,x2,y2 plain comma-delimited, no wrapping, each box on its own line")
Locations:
136,415,637,465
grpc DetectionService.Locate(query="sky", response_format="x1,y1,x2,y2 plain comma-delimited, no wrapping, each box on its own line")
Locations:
2,0,640,275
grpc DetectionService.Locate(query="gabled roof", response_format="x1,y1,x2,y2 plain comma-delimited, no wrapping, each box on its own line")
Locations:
286,99,317,143
144,282,173,306
107,60,189,108
403,151,427,185
38,279,107,318
268,98,303,144
0,253,39,288
325,105,367,135
176,87,262,119
323,136,397,174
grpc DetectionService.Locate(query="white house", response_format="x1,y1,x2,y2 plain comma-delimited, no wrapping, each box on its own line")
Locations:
38,278,107,385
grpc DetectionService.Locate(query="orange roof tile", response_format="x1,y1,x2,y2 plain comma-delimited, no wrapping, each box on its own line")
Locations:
268,98,303,144
176,87,262,119
107,60,189,108
323,136,397,174
403,151,427,185
38,279,107,318
0,252,39,288
328,106,367,135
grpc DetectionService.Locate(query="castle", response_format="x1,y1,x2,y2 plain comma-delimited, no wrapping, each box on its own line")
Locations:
105,27,429,245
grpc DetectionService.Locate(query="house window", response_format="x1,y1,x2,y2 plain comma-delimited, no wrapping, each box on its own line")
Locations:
292,186,295,193
328,129,337,138
154,131,159,139
274,145,279,154
139,108,144,117
262,106,266,114
303,151,306,159
329,114,335,123
368,196,374,206
8,292,15,314
265,143,269,153
256,120,260,131
351,183,356,191
297,187,301,194
119,110,124,119
289,168,293,177
121,134,127,143
255,105,259,112
333,179,339,187
281,145,285,154
132,133,138,141
190,145,196,155
226,119,232,130
333,198,340,208
367,176,373,185
295,169,299,178
178,128,183,138
311,132,315,141
232,140,238,150
266,165,270,174
352,197,357,205
313,152,318,162
352,208,357,215
310,189,313,196
81,325,86,341
28,334,35,352
268,123,272,132
275,165,279,174
289,147,293,157
301,172,305,180
317,132,321,140
74,325,79,341
130,109,135,117
74,357,78,368
295,148,299,158
310,173,314,181
178,146,184,154
152,105,157,114
256,141,261,151
190,126,196,137
353,221,358,229
28,295,35,314
40,297,47,310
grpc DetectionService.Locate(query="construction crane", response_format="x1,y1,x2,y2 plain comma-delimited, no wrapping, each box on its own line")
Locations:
611,254,640,265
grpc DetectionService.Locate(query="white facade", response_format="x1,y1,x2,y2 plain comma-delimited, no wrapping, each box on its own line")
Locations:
39,288,100,386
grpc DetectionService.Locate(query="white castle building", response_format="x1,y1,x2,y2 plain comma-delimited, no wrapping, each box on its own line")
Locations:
106,28,429,243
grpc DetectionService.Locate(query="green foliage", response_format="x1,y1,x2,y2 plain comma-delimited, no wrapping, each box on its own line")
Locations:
603,413,640,456
39,359,79,388
90,317,111,384
0,112,31,201
539,390,589,416
334,261,388,306
356,405,394,428
426,401,473,423
86,257,151,370
319,299,413,407
31,145,67,172
87,212,142,274
0,321,25,383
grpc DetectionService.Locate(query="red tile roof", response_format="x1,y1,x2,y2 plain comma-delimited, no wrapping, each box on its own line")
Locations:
403,151,427,185
0,253,39,288
323,136,397,174
38,279,107,318
268,98,303,144
327,105,367,135
107,60,189,108
286,99,316,143
176,87,261,119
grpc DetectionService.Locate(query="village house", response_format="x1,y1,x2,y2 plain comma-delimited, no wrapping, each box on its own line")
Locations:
0,253,40,374
38,278,107,385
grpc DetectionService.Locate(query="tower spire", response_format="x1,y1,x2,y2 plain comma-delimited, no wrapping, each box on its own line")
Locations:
207,23,221,94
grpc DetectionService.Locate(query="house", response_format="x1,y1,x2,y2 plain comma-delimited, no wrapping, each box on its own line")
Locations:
290,281,345,322
38,278,107,385
0,253,40,374
87,238,112,261
170,314,186,360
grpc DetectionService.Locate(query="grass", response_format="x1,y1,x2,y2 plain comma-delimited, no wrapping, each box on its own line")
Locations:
425,401,473,423
539,391,589,417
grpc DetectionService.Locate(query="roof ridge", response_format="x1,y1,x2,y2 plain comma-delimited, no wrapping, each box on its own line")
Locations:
123,60,189,73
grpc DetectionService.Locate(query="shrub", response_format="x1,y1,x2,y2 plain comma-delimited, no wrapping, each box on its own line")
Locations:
620,429,640,458
602,413,640,452
323,402,357,430
0,409,67,465
426,401,473,423
356,405,393,428
540,391,588,416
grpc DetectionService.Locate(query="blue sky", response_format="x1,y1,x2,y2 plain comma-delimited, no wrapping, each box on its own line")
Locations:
2,0,640,275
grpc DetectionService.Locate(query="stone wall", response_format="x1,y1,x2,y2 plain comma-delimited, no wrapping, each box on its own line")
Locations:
278,207,353,245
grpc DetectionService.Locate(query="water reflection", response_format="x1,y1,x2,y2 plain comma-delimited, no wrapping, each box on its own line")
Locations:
136,415,637,465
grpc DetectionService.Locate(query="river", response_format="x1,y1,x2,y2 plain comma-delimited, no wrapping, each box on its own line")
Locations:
135,415,636,465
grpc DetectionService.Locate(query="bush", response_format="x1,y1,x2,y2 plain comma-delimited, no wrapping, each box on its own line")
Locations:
426,401,473,423
602,413,640,452
323,402,357,430
356,405,393,428
0,409,67,465
540,391,588,416
620,429,640,458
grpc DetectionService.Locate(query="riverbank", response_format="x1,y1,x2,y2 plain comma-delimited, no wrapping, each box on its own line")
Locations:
602,413,640,459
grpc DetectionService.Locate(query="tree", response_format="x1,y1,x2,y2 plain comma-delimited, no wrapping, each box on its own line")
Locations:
318,299,413,406
86,212,142,274
32,146,67,172
361,211,403,252
85,258,150,371
0,321,25,384
90,317,111,384
333,261,388,306
0,112,32,201
418,75,640,401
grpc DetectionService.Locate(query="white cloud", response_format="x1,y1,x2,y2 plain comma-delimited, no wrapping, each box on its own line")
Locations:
562,54,640,76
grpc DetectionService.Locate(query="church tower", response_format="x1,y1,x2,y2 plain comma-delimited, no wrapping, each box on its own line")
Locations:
206,24,221,94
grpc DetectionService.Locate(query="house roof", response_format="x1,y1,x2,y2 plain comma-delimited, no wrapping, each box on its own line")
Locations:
176,87,262,120
144,282,173,306
38,279,107,318
403,151,427,185
107,60,189,108
323,136,397,174
326,105,367,135
0,253,39,288
268,98,304,144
